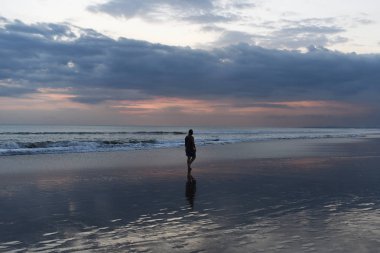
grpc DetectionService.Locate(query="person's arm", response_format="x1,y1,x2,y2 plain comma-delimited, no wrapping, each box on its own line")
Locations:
192,136,196,150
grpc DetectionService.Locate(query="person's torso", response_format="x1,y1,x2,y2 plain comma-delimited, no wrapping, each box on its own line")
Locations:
185,135,194,151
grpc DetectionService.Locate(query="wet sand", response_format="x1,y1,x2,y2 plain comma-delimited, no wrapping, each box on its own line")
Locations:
1,138,380,252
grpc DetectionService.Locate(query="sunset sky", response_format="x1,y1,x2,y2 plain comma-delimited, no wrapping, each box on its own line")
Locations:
1,0,380,127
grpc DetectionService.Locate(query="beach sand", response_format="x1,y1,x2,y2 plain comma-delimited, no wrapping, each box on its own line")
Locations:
1,138,380,252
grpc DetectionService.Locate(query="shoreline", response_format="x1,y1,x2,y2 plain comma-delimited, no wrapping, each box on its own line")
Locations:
0,136,373,174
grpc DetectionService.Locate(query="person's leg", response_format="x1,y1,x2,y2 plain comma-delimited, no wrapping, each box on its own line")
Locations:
190,156,196,165
187,156,192,170
188,155,196,169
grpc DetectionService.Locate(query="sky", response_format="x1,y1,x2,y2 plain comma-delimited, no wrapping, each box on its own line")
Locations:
0,0,380,127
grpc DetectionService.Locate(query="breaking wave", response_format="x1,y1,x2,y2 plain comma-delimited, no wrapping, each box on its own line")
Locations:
1,126,379,156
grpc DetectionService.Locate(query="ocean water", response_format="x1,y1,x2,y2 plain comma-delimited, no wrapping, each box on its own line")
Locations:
2,129,380,252
1,125,380,156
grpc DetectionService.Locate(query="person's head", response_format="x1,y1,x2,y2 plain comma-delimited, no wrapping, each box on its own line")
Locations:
188,129,193,135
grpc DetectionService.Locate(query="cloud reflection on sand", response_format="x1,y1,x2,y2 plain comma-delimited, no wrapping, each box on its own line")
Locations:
2,139,380,252
2,197,380,252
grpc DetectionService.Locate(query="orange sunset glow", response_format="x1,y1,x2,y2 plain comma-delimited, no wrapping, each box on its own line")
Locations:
0,90,371,126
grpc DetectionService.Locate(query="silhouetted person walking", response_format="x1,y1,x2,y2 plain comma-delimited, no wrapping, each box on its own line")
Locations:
185,129,196,173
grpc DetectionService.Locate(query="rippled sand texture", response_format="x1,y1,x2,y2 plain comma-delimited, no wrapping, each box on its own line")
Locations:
1,140,380,252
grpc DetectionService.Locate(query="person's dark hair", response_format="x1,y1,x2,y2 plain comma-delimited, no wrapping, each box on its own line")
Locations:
188,129,193,135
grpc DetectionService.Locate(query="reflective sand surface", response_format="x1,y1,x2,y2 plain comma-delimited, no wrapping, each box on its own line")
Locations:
1,139,380,252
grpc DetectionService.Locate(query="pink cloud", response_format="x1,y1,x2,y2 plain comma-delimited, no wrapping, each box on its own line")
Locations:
0,92,371,126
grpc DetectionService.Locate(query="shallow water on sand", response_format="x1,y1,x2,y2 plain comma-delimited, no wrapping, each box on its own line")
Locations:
2,153,380,252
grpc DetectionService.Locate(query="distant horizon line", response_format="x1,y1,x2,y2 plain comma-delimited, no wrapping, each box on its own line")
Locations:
0,124,379,129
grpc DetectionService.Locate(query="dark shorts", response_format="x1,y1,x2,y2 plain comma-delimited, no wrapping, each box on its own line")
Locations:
186,151,196,158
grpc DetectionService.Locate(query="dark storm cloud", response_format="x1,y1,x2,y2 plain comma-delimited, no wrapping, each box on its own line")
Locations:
259,23,347,49
227,17,348,50
88,0,215,21
214,31,254,47
204,16,349,50
1,18,380,106
88,0,238,24
0,83,36,97
89,0,214,16
213,24,347,49
3,19,76,39
69,88,151,104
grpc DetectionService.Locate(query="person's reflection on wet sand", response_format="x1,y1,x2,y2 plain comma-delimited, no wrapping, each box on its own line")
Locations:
186,172,196,210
